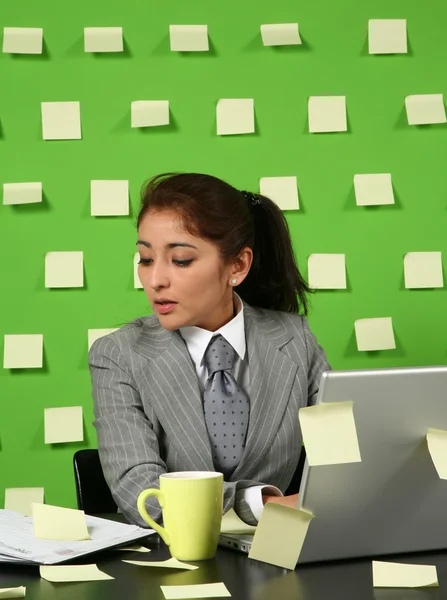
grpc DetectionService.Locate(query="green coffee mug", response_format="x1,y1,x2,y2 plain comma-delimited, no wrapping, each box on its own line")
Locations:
137,471,223,561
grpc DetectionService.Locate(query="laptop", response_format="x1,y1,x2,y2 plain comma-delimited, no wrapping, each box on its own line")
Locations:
219,365,447,563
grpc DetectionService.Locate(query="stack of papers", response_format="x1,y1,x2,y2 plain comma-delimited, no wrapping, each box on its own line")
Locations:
0,509,153,565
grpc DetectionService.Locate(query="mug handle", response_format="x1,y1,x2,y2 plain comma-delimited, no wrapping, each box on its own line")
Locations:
137,489,171,546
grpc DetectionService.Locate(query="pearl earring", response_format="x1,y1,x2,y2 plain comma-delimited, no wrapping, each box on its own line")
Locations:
231,279,237,285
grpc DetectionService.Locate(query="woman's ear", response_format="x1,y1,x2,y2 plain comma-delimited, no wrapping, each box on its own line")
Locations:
230,247,253,285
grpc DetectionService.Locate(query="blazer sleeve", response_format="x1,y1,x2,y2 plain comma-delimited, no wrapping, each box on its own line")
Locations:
303,318,331,405
89,335,167,527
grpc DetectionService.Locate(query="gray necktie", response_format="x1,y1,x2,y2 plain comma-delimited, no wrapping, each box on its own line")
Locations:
203,334,250,478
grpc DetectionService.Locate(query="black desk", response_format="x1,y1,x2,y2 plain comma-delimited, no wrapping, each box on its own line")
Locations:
1,514,445,600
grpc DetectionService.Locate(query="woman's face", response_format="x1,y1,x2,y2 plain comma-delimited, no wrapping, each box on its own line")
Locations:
137,210,250,331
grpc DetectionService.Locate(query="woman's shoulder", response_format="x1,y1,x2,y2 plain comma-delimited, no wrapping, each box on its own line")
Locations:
245,303,308,332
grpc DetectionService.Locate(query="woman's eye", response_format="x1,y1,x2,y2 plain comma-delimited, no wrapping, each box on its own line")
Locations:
138,258,152,265
173,259,193,267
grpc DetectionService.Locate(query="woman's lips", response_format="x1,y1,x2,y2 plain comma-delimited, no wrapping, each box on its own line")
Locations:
155,302,177,314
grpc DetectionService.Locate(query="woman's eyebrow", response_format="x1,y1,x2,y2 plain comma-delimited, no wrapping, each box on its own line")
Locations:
136,240,198,250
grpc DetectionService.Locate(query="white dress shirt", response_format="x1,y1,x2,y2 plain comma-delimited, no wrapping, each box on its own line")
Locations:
179,293,282,521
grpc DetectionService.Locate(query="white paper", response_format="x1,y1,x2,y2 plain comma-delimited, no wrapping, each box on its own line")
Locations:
354,317,396,351
41,102,82,140
134,252,144,288
45,251,84,288
91,180,129,216
5,488,44,516
0,509,152,565
308,254,346,289
3,334,44,369
88,328,119,350
169,25,209,51
44,406,84,444
259,176,299,210
260,23,301,46
3,182,42,205
354,174,394,206
217,99,255,135
84,27,123,52
0,587,26,599
372,560,438,587
308,96,347,133
368,19,407,54
404,252,443,289
131,101,170,128
2,27,43,54
405,94,446,125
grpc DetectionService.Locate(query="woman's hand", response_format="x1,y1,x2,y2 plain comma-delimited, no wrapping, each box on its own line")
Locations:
262,493,299,508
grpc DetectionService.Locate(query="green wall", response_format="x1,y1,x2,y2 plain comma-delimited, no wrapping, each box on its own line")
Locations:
1,0,446,509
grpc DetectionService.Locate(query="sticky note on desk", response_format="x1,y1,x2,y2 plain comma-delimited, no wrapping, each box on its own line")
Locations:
221,508,257,534
33,503,90,541
45,251,84,288
372,561,438,587
0,587,26,599
91,180,129,216
112,545,151,553
260,23,301,46
404,252,443,289
308,96,347,133
3,27,43,54
161,583,230,599
40,564,113,582
299,401,361,466
3,334,43,369
123,557,198,570
5,487,44,515
259,176,299,211
427,428,447,480
354,317,396,351
249,503,313,570
169,25,209,51
354,174,394,206
308,254,346,289
3,182,42,205
44,406,84,444
368,19,407,54
405,94,446,126
84,27,123,52
217,99,254,135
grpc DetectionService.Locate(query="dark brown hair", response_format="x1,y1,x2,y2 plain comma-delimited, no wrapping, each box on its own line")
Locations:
137,172,312,315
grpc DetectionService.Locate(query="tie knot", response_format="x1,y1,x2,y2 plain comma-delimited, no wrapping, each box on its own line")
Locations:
205,334,236,376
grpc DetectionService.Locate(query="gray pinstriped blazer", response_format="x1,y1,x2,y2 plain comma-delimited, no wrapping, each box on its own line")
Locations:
89,302,330,527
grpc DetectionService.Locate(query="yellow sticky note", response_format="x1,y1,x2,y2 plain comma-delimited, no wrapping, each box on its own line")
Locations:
123,557,198,570
40,564,113,582
299,401,361,466
248,503,314,570
3,334,44,369
260,23,301,46
134,252,144,289
41,101,82,140
372,561,438,587
33,503,90,541
161,583,230,599
259,177,299,211
368,19,407,54
45,251,84,288
308,254,346,290
405,94,446,126
3,182,42,205
131,101,170,128
5,487,44,515
221,508,257,535
44,406,84,444
427,428,447,480
217,99,255,135
169,25,209,51
308,96,347,133
91,180,129,216
88,328,119,351
2,27,42,54
112,545,151,553
84,27,123,52
354,174,394,206
354,317,396,351
404,252,443,289
0,587,26,599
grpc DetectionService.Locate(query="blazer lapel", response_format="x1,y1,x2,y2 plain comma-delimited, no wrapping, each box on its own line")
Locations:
232,304,299,480
133,320,214,471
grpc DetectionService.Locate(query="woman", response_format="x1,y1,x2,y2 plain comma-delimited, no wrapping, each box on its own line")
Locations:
89,172,330,527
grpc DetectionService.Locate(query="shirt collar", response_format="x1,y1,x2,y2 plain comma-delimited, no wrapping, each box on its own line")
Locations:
179,293,246,368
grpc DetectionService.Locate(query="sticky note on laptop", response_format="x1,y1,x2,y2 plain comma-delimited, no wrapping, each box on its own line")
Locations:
248,503,313,570
299,401,361,466
32,503,90,541
426,428,447,480
372,560,438,587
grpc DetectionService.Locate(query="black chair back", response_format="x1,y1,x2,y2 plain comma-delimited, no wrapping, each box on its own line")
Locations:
73,449,117,514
